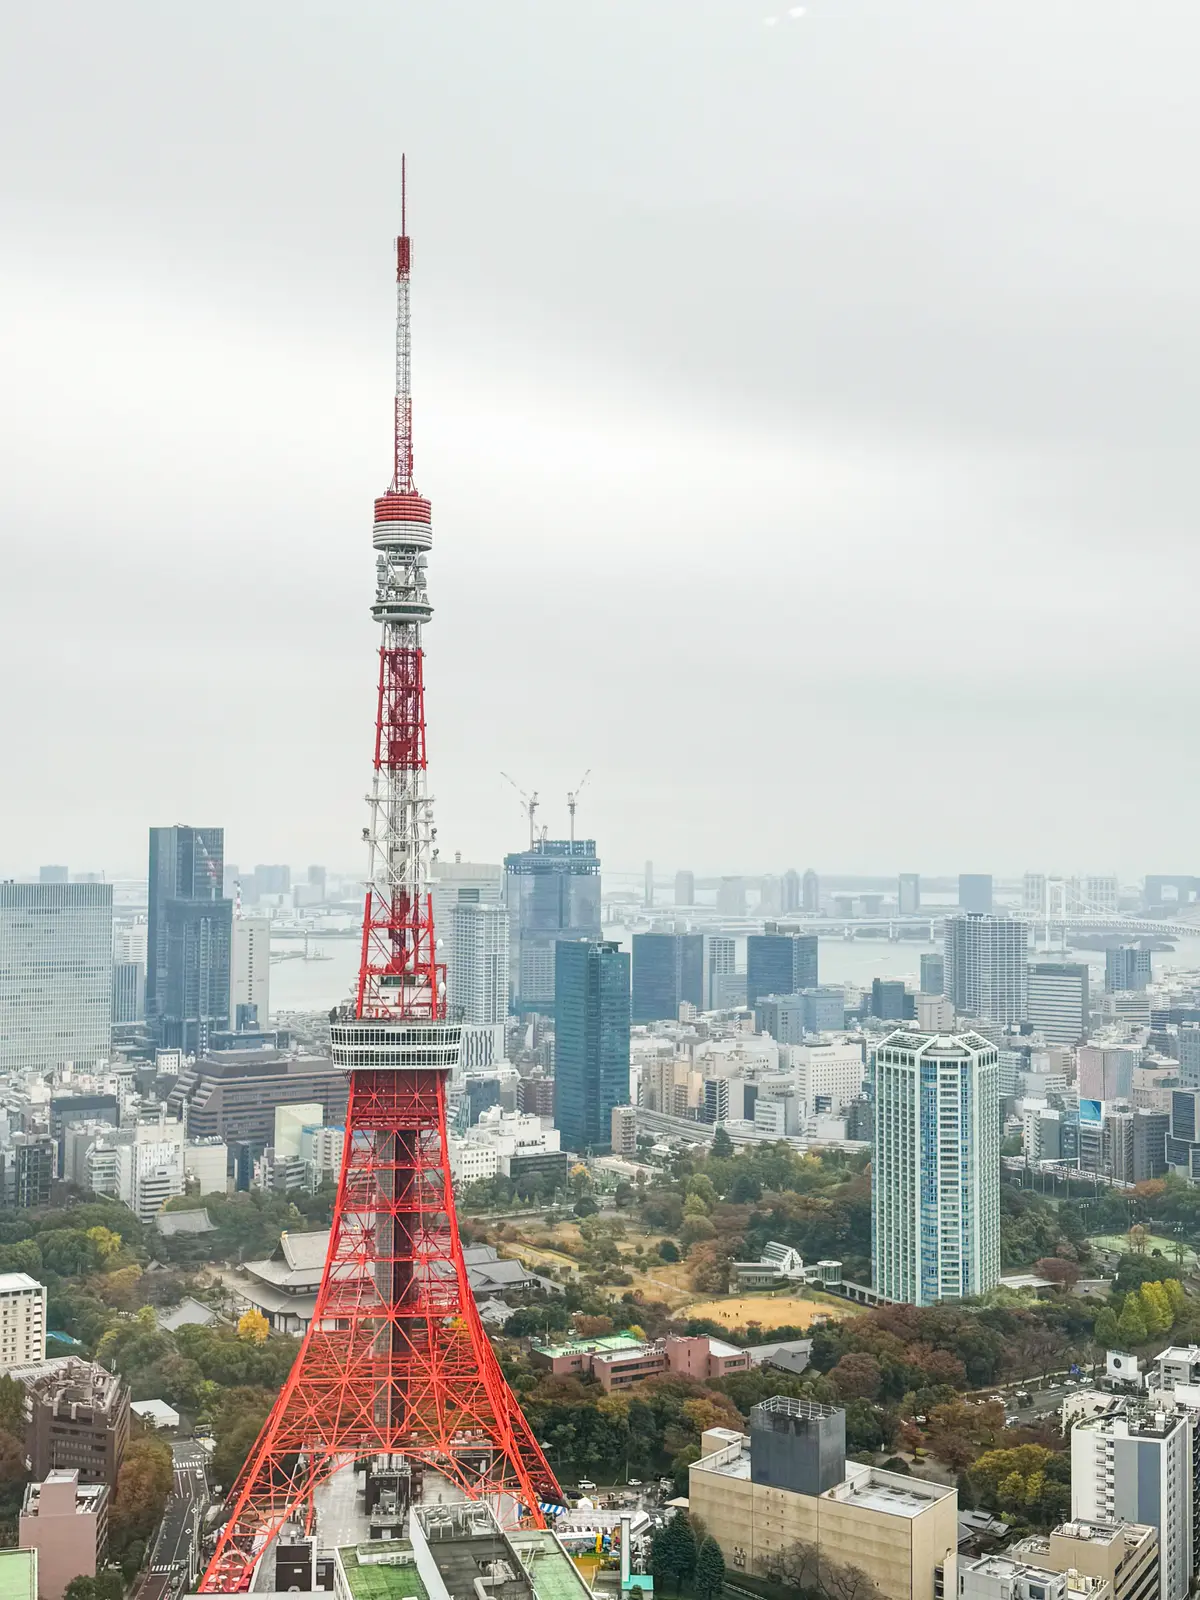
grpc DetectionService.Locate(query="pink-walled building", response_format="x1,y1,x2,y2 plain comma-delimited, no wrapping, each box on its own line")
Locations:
531,1331,749,1392
19,1471,108,1600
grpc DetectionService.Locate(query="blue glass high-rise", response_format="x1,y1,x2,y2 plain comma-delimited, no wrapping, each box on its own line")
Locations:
554,939,630,1151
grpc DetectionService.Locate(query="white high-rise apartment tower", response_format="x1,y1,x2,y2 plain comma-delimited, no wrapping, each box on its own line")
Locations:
1071,1408,1190,1600
0,1274,47,1371
230,916,271,1030
449,903,509,1025
872,1029,1000,1306
0,883,113,1073
944,914,1028,1025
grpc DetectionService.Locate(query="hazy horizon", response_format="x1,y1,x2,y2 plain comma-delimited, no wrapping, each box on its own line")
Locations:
3,1,1198,877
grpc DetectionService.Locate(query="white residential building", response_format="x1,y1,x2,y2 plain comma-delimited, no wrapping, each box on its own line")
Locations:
0,1275,46,1370
872,1029,1001,1306
116,1117,185,1224
184,1138,227,1196
1071,1408,1190,1600
464,1108,560,1176
230,916,270,1030
449,1140,500,1185
450,903,509,1026
788,1040,865,1113
0,883,113,1074
944,914,1028,1026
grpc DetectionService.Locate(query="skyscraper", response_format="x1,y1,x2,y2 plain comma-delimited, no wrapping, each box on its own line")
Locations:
958,874,994,914
1026,962,1089,1044
919,953,945,995
38,866,68,885
146,827,232,1053
449,903,509,1025
801,869,819,913
631,933,704,1022
504,840,601,1015
554,939,630,1150
746,930,818,1011
782,869,801,913
703,935,738,1010
1107,945,1152,993
230,916,271,1031
872,1028,1000,1306
716,877,746,916
674,870,695,907
644,861,654,907
897,874,921,914
944,914,1028,1025
0,883,113,1074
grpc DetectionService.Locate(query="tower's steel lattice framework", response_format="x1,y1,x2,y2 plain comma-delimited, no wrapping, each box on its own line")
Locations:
199,171,561,1592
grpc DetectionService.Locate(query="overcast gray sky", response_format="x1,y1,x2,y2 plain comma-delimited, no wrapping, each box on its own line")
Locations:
2,0,1197,882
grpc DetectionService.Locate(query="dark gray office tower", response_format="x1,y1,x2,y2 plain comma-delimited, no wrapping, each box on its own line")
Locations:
958,874,993,914
631,933,704,1023
871,978,908,1020
749,1397,846,1495
746,929,818,1011
920,953,945,995
554,939,630,1150
112,963,144,1025
146,826,232,1053
1106,945,1152,993
802,869,819,913
782,869,801,913
504,840,601,1015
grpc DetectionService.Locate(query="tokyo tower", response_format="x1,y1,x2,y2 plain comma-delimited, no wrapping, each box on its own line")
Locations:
199,166,561,1591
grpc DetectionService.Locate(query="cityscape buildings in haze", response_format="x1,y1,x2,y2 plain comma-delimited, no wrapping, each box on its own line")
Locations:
944,912,1027,1025
746,928,819,1012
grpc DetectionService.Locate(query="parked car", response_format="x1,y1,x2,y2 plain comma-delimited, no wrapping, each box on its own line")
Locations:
578,1480,597,1492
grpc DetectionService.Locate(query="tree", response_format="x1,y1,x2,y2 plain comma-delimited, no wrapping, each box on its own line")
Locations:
651,1511,697,1594
109,1434,173,1559
1117,1296,1148,1346
761,1540,873,1600
694,1536,726,1600
237,1308,270,1345
1139,1282,1172,1335
658,1240,680,1263
1093,1307,1118,1346
573,1197,600,1219
711,1126,734,1159
829,1353,882,1402
65,1576,124,1600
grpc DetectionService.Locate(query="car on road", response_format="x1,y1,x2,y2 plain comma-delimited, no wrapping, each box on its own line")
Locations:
627,1478,642,1487
578,1480,597,1492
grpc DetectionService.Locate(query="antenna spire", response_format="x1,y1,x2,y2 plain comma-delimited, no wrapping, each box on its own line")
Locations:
393,154,414,493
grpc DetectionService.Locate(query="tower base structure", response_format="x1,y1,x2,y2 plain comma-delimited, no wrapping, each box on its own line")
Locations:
200,1018,560,1593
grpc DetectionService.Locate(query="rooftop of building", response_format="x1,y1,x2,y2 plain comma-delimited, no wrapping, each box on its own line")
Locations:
0,1274,43,1294
878,1029,996,1057
6,1356,124,1409
1074,1404,1183,1439
0,1550,36,1600
22,1471,108,1515
825,1465,953,1518
532,1332,645,1359
337,1543,430,1600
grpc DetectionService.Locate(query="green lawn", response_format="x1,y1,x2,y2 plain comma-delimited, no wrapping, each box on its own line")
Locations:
1088,1232,1197,1269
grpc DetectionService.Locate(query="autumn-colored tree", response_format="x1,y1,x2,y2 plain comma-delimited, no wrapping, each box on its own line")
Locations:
830,1352,883,1401
109,1434,173,1558
573,1314,614,1338
1034,1257,1081,1288
237,1308,270,1345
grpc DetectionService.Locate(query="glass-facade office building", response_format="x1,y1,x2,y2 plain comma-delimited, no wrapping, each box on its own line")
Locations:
504,840,601,1015
147,826,231,1052
631,933,704,1023
554,939,630,1150
746,931,818,1012
0,882,113,1073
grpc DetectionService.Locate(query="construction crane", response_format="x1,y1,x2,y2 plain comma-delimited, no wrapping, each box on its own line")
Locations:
501,772,541,848
566,769,591,845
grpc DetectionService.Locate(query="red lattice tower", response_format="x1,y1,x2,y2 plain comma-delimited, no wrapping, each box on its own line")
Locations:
199,163,561,1592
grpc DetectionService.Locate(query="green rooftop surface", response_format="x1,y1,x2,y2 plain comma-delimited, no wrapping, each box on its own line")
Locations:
510,1530,594,1600
0,1551,36,1600
338,1543,430,1600
531,1333,644,1358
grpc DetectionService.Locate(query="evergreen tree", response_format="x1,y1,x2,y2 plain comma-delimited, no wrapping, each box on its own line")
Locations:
1092,1307,1118,1346
652,1511,697,1593
711,1126,734,1159
694,1536,726,1600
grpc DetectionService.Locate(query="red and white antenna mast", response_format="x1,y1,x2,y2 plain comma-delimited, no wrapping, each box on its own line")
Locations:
357,153,440,1020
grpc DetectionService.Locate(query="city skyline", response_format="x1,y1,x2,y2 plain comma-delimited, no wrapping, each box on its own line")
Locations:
5,2,1200,873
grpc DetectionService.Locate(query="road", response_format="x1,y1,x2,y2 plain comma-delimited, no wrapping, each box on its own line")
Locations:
146,1441,209,1594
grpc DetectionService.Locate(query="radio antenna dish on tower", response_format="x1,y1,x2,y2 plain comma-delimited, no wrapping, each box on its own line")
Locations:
567,769,591,845
500,772,540,849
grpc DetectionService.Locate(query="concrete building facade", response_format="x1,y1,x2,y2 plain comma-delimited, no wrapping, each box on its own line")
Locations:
0,882,113,1074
